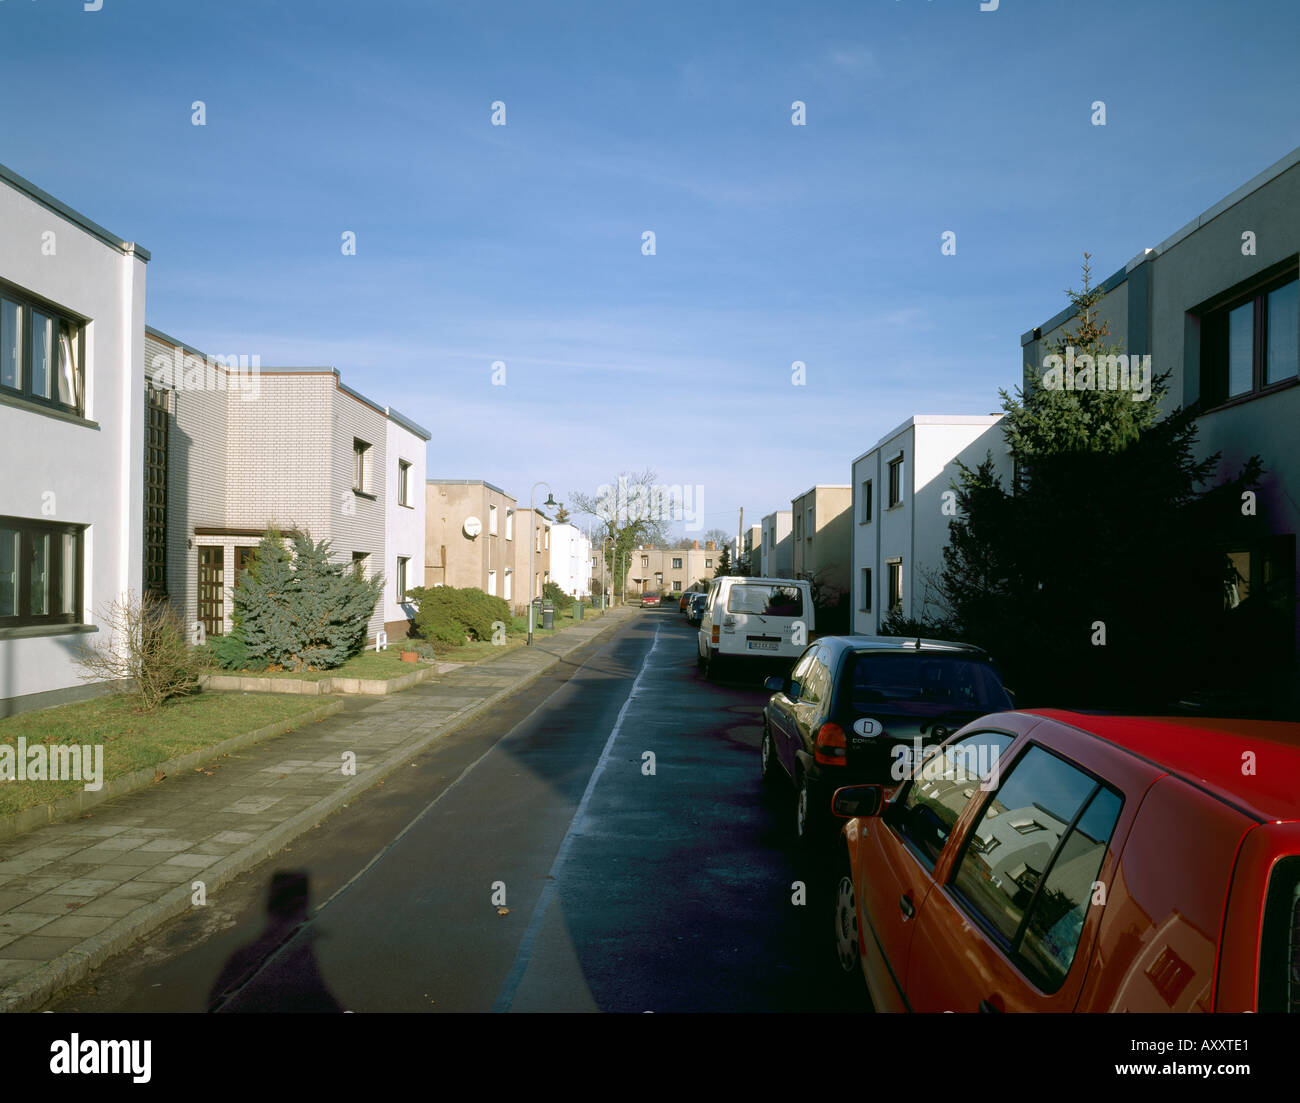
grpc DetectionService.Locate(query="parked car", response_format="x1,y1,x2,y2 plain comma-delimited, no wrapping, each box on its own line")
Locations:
761,635,1013,843
697,576,814,680
640,591,661,607
829,709,1300,1012
679,591,694,613
686,592,708,625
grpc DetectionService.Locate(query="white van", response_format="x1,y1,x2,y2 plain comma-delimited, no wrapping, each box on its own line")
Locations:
697,576,815,679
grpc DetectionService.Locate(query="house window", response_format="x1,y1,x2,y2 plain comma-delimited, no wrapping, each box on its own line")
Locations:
235,545,258,575
352,551,368,576
144,386,169,596
641,555,649,568
806,507,814,539
0,517,85,627
487,568,497,596
861,479,873,524
861,567,872,612
396,556,409,601
887,559,902,613
672,557,682,569
0,288,86,417
674,580,681,590
397,460,411,506
706,558,713,568
1199,271,1299,407
489,504,498,535
353,439,370,493
504,568,513,601
888,456,904,508
544,528,549,550
505,509,514,540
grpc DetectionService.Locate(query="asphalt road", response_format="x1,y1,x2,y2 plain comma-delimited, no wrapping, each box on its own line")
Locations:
43,609,867,1013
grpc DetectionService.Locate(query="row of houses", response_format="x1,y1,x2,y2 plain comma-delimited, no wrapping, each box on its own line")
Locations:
0,161,591,719
743,146,1300,663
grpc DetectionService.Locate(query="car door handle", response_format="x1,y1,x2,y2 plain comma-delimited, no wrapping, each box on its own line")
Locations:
899,894,914,919
979,999,1002,1013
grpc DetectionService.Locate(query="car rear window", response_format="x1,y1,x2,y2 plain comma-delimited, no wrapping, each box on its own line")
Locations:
726,584,803,616
848,652,1012,712
949,745,1123,993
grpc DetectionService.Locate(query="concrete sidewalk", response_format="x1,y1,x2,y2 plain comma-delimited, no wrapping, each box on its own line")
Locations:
0,607,638,1012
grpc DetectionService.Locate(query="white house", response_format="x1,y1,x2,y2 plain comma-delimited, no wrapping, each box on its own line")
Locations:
145,328,429,645
0,162,149,716
851,415,1008,635
549,522,592,599
760,510,792,577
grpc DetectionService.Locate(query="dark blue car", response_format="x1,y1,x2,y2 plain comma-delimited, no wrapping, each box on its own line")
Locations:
761,635,1014,845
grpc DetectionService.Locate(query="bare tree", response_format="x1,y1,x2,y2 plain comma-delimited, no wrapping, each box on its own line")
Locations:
74,591,202,711
570,468,673,588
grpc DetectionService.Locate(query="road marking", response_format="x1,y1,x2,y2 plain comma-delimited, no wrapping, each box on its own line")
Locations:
492,621,663,1013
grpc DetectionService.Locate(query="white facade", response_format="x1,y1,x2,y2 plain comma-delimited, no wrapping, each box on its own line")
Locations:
384,411,427,630
0,163,148,716
548,523,592,598
851,415,1008,634
760,510,792,577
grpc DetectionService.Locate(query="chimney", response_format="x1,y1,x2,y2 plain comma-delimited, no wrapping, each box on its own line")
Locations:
693,540,699,549
706,540,715,550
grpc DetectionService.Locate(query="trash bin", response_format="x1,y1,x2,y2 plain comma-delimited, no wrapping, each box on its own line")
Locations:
542,603,555,630
575,602,583,621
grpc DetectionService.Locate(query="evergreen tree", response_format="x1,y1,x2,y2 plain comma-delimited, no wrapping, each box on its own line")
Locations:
937,256,1264,707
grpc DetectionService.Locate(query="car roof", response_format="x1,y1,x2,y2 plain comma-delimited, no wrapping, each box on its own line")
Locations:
821,634,994,659
1025,709,1300,824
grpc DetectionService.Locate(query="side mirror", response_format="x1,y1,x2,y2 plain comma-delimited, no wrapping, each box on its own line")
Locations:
832,785,884,819
788,681,802,702
764,675,785,693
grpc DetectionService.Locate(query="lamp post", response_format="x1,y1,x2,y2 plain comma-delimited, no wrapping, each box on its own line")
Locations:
527,483,557,646
600,530,609,612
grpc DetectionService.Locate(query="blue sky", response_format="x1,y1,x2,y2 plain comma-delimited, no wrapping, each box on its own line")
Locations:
5,0,1300,535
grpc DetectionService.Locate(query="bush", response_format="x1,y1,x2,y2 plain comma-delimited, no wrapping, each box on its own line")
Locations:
406,586,510,648
232,529,383,673
74,591,202,711
542,581,574,611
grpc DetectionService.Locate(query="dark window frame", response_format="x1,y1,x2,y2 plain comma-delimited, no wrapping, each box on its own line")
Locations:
397,459,412,507
0,279,88,419
887,558,902,613
0,515,86,628
887,455,904,509
1196,263,1300,413
353,438,370,495
861,478,873,523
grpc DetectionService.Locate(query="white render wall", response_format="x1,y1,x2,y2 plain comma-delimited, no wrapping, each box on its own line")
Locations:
384,416,427,629
0,170,147,711
851,416,1008,634
761,510,792,577
549,523,592,598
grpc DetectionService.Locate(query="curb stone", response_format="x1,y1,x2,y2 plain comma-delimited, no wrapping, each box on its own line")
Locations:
1,606,636,1013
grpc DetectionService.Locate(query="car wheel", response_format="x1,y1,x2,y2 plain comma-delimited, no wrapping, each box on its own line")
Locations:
703,649,717,681
760,723,779,786
833,859,863,981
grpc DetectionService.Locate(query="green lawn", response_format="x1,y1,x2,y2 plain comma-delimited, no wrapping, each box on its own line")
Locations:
0,692,334,817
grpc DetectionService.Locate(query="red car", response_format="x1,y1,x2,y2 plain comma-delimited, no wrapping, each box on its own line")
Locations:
831,709,1300,1012
640,591,660,607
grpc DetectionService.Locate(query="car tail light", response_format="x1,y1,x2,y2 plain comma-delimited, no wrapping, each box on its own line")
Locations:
711,626,719,645
815,722,847,766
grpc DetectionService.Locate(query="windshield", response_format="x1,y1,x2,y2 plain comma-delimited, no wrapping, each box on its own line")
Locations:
846,652,1012,712
726,584,803,617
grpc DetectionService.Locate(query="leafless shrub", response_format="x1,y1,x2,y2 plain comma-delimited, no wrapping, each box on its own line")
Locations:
74,591,202,711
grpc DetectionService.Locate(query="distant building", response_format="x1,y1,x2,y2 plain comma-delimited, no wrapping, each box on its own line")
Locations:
425,479,518,605
760,510,793,577
549,522,593,599
790,485,852,598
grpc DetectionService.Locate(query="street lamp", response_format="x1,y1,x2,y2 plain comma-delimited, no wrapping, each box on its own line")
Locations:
527,483,557,646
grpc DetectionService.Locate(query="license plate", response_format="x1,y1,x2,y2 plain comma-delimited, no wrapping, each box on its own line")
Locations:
748,641,779,651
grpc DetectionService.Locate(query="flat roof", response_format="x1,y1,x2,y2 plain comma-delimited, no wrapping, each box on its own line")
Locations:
1020,143,1300,346
850,414,1004,467
1,161,149,261
144,326,429,438
426,478,513,499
